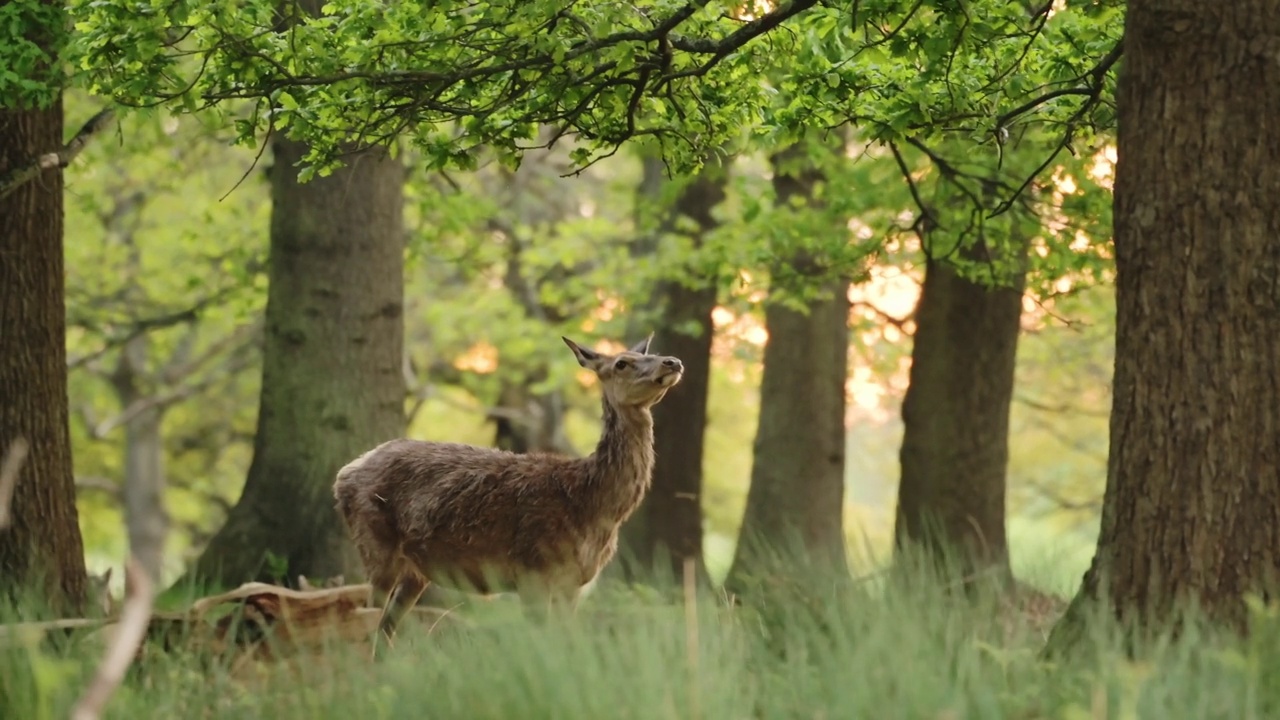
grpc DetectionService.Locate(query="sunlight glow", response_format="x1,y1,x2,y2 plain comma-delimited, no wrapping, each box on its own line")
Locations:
732,0,775,21
846,366,886,413
454,341,498,374
1069,230,1092,253
591,291,622,323
848,265,920,320
1089,145,1117,190
847,217,876,241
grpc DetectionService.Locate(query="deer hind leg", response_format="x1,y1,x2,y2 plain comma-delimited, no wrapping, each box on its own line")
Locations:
354,538,424,658
373,570,431,654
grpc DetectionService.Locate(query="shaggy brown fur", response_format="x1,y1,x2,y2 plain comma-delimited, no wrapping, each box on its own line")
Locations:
334,334,683,646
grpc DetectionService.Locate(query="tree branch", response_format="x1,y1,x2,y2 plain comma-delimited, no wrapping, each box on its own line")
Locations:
76,476,122,498
99,0,816,167
90,341,258,439
0,438,30,530
67,288,246,370
0,109,115,201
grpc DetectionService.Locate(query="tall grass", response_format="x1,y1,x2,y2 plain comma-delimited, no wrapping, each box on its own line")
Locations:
3,559,1279,720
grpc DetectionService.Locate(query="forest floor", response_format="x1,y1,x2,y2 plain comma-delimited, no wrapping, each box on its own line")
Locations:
2,565,1278,720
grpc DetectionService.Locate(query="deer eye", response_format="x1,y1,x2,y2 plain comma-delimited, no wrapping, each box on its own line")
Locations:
614,359,629,370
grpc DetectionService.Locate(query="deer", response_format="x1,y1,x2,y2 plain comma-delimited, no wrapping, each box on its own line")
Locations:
333,334,683,650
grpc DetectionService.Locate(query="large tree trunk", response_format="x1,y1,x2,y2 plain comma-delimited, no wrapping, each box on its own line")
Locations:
725,146,849,594
893,242,1026,586
1046,1,1280,653
0,96,89,613
186,138,406,589
618,156,727,586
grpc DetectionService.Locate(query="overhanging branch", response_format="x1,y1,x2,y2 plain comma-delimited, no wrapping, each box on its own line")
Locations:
0,108,115,201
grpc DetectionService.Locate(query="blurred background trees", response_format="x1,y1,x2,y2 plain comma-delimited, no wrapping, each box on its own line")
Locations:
45,99,1120,599
28,0,1265,647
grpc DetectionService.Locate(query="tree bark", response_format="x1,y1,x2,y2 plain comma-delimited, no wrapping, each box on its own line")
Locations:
185,138,406,589
1046,0,1280,652
725,146,849,594
617,155,726,587
0,95,89,614
893,242,1026,586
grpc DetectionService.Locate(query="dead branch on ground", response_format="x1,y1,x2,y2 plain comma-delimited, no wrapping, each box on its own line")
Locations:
69,557,155,720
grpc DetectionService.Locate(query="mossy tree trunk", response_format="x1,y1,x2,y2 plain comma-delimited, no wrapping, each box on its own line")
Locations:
1046,0,1280,654
726,144,849,595
893,235,1027,587
185,138,406,589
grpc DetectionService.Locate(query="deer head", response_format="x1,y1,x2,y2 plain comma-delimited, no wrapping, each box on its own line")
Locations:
562,334,683,409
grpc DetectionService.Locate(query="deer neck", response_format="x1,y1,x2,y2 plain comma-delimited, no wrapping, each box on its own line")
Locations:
584,397,655,521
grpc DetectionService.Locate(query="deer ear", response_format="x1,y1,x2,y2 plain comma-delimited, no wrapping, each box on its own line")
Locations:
562,336,602,367
629,333,654,355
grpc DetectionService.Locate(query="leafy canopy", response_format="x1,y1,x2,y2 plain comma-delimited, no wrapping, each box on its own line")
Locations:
68,0,1123,183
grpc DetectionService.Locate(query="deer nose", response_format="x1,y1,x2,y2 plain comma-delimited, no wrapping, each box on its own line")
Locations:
663,358,682,371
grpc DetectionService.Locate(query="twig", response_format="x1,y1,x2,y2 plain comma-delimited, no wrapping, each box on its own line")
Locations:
0,109,116,201
0,438,30,530
90,332,260,438
850,300,912,330
1024,478,1102,513
682,557,701,720
888,140,939,238
69,557,155,720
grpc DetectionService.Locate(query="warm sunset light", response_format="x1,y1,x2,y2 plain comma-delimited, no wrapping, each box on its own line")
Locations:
454,340,499,373
591,291,622,323
732,0,775,21
1090,145,1117,190
846,366,888,419
848,264,921,320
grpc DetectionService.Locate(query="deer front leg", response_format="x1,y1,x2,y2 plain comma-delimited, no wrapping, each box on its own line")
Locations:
516,575,580,624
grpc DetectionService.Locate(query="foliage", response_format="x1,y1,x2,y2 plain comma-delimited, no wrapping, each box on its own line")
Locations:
61,91,270,579
58,84,1120,589
68,0,1123,183
47,0,1128,614
0,0,65,106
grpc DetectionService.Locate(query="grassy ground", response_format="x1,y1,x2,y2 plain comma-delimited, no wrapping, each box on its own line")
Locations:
3,560,1279,720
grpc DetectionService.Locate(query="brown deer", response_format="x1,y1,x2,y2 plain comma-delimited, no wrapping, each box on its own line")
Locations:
333,334,683,648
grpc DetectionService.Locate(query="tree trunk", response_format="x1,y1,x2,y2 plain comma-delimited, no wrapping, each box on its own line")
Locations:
893,243,1026,586
617,156,726,587
112,333,169,584
490,207,575,458
185,138,406,589
725,146,849,594
0,96,89,614
1046,0,1280,653
492,379,576,456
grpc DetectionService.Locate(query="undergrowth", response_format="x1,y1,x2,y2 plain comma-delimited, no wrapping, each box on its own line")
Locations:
2,561,1279,720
